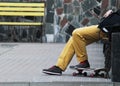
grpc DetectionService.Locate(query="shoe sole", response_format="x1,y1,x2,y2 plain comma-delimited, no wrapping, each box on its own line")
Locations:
42,71,62,76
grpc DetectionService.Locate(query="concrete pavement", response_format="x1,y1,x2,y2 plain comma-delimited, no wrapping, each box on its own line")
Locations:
0,43,113,86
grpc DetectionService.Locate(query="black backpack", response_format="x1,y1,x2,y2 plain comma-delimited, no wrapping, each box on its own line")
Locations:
98,9,120,33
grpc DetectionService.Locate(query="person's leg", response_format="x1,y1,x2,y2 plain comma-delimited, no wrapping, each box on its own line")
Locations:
43,37,75,75
56,25,102,70
56,37,75,70
72,25,101,62
43,25,105,75
69,25,102,69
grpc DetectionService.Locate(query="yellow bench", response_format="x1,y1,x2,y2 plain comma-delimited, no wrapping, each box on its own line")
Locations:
0,2,45,26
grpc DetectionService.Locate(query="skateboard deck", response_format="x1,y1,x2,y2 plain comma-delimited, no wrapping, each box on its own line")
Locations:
70,67,108,78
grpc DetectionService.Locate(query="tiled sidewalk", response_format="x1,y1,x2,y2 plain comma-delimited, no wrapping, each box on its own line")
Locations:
0,43,112,86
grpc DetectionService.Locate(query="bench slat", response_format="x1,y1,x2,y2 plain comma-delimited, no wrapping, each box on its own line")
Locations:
0,7,44,12
0,2,45,7
0,2,45,26
0,22,43,25
0,12,44,16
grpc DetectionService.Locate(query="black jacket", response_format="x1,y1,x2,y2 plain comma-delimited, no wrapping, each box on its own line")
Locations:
98,9,120,33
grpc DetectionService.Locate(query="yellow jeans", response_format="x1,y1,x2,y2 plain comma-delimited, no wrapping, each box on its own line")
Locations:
56,25,106,71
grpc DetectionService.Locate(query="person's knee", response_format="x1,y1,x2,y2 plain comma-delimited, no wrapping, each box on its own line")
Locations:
72,29,85,41
72,29,80,37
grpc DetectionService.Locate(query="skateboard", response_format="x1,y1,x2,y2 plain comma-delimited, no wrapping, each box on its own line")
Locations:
70,67,108,78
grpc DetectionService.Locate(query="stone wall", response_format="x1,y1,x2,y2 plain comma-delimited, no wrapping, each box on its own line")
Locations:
45,0,119,43
0,0,119,43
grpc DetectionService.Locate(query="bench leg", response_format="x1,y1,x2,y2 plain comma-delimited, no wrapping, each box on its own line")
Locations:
104,43,111,71
111,32,120,82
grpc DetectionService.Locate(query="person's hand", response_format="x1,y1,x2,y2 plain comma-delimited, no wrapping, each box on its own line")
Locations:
103,10,113,18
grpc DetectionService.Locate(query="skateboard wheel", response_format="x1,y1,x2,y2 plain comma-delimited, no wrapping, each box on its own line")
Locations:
100,73,105,77
73,72,78,76
78,70,82,74
83,72,87,76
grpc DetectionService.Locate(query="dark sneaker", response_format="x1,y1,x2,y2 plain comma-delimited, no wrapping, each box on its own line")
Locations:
42,66,62,75
70,60,90,69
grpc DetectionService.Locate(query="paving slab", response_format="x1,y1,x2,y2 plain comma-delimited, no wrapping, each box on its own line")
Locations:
0,43,112,86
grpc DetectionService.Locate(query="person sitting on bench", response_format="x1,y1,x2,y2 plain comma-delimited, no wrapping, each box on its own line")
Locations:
42,9,120,75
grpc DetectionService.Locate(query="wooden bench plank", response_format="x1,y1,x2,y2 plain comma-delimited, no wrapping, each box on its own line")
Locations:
0,22,43,25
0,2,45,7
0,2,45,25
0,12,44,16
0,7,45,12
